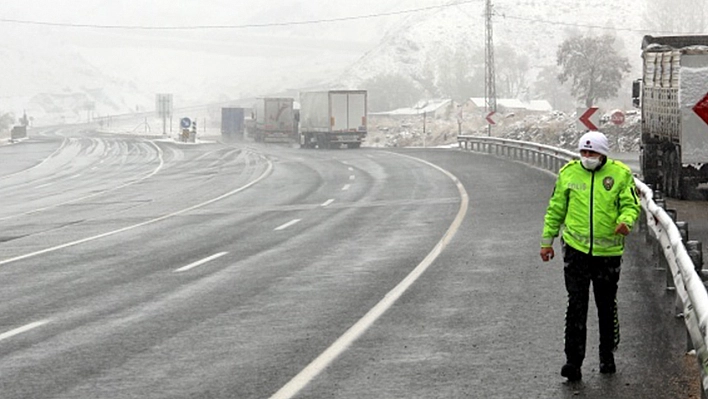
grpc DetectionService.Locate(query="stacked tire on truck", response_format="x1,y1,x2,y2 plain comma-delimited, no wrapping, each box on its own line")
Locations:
633,35,708,200
299,90,367,149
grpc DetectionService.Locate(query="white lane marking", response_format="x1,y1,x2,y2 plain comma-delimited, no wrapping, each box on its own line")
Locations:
0,320,50,342
348,167,354,171
274,219,302,231
269,152,469,399
341,184,350,191
0,156,273,267
349,175,355,180
0,137,69,181
175,252,228,272
69,174,82,179
0,139,166,222
321,199,335,207
34,182,54,189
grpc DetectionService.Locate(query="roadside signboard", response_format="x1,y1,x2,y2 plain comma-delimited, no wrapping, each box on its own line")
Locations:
485,111,500,125
610,110,625,125
156,94,173,118
577,107,600,131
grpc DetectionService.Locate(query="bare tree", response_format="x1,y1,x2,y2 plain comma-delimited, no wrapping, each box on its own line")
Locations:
362,73,423,112
533,65,575,112
557,34,631,108
496,44,530,98
0,112,15,133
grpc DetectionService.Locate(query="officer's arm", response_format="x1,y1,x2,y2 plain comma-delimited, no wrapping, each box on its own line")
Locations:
541,172,569,248
617,173,641,230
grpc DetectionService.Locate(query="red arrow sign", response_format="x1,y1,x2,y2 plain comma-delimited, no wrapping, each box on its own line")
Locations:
579,107,599,130
486,111,497,125
693,93,708,126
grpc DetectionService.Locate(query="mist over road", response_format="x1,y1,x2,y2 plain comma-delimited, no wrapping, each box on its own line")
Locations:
0,130,695,398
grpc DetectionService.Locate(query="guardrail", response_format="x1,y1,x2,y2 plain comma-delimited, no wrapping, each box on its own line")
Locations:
458,134,708,395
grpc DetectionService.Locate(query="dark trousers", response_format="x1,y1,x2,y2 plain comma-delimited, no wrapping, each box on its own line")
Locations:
563,243,621,366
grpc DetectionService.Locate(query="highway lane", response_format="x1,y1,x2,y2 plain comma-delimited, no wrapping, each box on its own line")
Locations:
0,130,702,398
0,130,462,398
291,148,699,399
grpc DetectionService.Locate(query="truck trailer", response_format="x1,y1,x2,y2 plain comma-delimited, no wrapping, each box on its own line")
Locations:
299,90,367,149
221,107,245,142
633,35,708,200
250,97,296,143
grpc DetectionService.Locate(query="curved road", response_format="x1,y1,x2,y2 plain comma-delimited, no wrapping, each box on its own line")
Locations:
0,128,701,398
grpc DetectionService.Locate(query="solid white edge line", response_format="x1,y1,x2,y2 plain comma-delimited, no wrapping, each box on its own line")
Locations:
269,151,469,399
0,320,51,342
321,199,335,207
0,154,273,267
1,139,166,222
274,219,302,231
175,252,228,272
341,184,351,191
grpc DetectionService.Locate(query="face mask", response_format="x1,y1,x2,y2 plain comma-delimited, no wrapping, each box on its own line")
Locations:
581,156,602,170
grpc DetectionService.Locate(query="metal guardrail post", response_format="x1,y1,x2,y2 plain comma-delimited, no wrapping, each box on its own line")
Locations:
669,219,688,292
687,241,704,280
654,198,667,272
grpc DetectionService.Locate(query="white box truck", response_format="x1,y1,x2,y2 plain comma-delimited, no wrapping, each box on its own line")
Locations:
299,90,367,149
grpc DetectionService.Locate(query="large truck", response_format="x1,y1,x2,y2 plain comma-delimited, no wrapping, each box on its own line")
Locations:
249,97,296,143
299,90,367,149
633,35,708,200
221,107,245,142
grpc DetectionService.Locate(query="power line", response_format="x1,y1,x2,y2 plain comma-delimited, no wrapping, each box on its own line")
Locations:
0,1,479,30
497,13,703,35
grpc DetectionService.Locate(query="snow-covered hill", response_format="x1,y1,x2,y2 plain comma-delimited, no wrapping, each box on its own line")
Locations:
0,0,700,126
339,0,645,107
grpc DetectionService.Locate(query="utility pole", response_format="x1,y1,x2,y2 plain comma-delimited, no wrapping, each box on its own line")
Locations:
485,0,497,137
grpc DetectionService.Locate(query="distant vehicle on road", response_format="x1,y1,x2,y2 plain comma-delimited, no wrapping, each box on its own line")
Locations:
299,90,367,149
221,107,245,142
249,98,296,143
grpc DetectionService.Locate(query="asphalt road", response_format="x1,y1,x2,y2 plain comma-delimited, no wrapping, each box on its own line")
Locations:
0,129,702,398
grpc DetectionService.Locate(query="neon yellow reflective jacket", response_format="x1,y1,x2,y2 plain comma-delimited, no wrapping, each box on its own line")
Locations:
541,158,640,256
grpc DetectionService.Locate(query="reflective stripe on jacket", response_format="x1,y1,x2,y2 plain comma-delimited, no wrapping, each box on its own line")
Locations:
541,158,640,256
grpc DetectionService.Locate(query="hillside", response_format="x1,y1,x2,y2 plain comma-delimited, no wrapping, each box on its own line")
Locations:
339,0,644,111
0,0,699,127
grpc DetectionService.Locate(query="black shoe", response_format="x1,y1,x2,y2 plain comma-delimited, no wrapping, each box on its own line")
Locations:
600,353,616,374
561,363,582,381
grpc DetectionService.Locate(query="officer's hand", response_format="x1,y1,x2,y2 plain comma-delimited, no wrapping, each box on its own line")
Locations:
614,222,630,236
540,247,554,262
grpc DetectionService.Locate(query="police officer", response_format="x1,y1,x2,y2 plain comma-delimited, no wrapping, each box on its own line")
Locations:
540,131,640,381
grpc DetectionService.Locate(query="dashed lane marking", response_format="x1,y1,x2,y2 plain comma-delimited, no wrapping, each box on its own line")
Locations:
269,151,469,399
0,154,273,267
342,184,350,191
175,252,228,272
0,320,51,342
274,219,302,231
321,199,335,207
